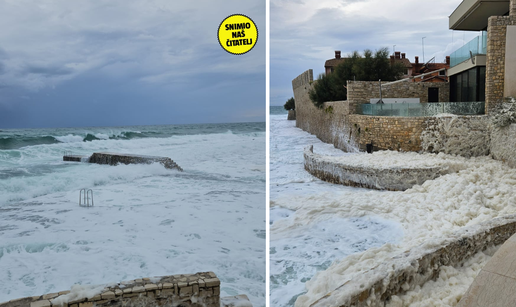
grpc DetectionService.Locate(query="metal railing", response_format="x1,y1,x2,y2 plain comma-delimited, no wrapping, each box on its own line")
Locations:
79,189,94,207
450,32,487,67
359,101,485,117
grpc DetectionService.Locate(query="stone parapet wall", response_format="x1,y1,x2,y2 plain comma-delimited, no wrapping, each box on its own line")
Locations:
0,272,234,307
486,15,516,113
304,145,447,191
310,215,516,307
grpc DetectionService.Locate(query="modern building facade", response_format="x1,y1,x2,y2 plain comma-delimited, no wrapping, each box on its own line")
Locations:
449,0,516,111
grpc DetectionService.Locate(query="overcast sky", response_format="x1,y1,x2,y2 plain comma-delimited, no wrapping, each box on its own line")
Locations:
270,0,483,106
0,0,265,128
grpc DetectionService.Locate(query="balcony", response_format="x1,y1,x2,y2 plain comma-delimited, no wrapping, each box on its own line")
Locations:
449,0,509,31
450,32,487,67
358,102,485,117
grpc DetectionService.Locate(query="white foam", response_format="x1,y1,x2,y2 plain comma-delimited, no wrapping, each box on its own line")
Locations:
54,134,84,143
269,114,516,307
0,129,266,307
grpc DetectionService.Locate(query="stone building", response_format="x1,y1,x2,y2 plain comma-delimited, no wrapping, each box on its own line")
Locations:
325,51,449,82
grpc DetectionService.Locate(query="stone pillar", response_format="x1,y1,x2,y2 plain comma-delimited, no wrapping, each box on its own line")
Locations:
511,0,516,16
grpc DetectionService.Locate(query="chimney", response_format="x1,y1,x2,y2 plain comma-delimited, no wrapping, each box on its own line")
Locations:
335,51,341,59
401,53,406,59
445,56,450,66
415,56,419,64
395,51,401,59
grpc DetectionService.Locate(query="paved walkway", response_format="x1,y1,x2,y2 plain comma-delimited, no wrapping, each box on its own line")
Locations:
458,233,516,306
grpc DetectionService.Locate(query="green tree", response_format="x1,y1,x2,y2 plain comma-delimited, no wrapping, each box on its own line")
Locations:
309,73,338,108
309,47,405,107
284,97,295,111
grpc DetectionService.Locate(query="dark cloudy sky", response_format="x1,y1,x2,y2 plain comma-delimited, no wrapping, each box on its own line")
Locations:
0,1,265,128
270,0,483,106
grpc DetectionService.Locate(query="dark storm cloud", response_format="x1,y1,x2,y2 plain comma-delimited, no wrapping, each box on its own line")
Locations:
0,0,265,128
24,65,74,76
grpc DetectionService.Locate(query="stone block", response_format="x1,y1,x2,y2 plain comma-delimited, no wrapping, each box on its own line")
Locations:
30,301,51,307
144,284,158,291
162,283,174,289
204,278,220,287
101,291,116,300
179,286,193,297
132,286,145,293
42,293,59,300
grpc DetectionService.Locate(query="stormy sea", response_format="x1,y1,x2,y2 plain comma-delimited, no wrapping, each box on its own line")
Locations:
0,122,265,307
270,105,515,307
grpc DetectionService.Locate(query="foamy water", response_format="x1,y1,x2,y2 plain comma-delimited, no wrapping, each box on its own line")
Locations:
270,110,404,306
270,107,516,307
0,123,265,306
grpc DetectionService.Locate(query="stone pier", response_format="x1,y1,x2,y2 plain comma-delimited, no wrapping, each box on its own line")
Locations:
63,152,183,171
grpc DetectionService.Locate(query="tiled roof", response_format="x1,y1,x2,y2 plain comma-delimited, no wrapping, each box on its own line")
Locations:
324,58,347,68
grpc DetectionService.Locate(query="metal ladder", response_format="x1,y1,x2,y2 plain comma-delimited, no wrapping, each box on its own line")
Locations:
79,189,94,207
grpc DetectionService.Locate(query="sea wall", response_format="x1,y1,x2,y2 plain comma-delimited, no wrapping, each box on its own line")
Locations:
491,123,516,167
421,115,491,157
292,69,359,152
303,145,448,191
292,71,486,154
0,272,251,307
309,214,516,307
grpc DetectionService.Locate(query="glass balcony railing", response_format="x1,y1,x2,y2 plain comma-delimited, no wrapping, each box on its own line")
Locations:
359,101,485,117
450,32,487,67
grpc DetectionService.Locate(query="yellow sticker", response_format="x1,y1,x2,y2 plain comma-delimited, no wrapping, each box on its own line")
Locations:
218,14,258,55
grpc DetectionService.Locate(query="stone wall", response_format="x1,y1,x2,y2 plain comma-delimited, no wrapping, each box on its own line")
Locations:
347,81,450,113
486,15,516,113
310,214,516,307
292,70,465,153
1,272,223,307
304,145,448,191
291,70,495,155
349,114,427,152
491,122,516,167
287,110,296,120
292,69,359,152
421,115,491,157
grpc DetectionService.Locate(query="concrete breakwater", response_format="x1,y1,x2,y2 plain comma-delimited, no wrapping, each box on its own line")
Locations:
0,272,252,307
309,214,516,307
63,152,183,171
304,145,451,191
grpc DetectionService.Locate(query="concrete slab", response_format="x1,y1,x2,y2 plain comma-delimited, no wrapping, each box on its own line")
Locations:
458,232,516,306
